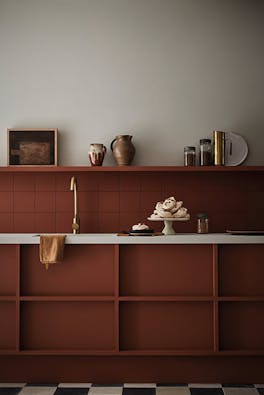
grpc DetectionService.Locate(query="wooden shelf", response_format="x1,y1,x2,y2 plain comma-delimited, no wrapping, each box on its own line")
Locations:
20,296,115,302
119,296,215,302
219,296,264,301
1,349,264,356
0,296,16,301
0,349,17,355
0,165,264,173
120,349,264,357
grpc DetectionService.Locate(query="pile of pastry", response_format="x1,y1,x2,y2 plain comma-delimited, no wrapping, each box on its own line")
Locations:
149,196,190,219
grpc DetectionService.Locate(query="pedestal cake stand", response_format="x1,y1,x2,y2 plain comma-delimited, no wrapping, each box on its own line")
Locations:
147,217,190,235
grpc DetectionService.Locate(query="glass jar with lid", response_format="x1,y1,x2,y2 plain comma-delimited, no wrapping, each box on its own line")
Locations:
197,213,209,234
184,146,196,166
199,139,212,166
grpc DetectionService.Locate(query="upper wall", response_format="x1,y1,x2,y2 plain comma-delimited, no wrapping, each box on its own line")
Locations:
0,0,264,166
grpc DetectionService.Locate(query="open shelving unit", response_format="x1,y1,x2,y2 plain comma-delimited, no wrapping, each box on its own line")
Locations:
1,242,264,357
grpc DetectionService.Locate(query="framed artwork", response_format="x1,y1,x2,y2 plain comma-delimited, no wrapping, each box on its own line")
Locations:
7,128,58,166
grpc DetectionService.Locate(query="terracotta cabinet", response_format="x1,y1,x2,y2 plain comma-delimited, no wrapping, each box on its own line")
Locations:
1,241,264,382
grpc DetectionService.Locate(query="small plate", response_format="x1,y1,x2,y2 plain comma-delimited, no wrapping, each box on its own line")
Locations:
225,132,248,166
129,229,154,236
129,232,154,236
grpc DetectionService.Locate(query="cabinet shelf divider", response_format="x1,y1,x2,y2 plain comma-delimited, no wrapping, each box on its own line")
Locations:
213,244,219,352
19,296,115,302
114,244,120,352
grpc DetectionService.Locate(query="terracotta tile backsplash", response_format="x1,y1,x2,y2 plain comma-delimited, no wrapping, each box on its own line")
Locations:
120,191,140,212
35,213,56,233
119,173,141,191
98,173,119,191
55,174,73,191
78,212,98,233
140,173,163,191
55,191,73,212
140,191,164,211
98,191,119,213
0,213,13,233
77,173,99,191
55,212,73,234
0,171,263,233
0,192,13,212
35,174,56,191
78,191,98,211
13,192,35,213
35,192,56,212
0,174,12,191
14,213,35,233
98,213,119,233
14,174,35,191
119,212,141,231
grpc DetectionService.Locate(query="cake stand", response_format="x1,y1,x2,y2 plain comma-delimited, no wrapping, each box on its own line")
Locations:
147,217,190,235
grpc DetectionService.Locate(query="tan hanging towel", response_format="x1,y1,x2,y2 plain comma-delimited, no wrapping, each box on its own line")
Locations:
39,234,66,270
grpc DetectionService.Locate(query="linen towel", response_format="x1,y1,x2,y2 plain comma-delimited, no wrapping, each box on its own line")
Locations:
39,234,66,270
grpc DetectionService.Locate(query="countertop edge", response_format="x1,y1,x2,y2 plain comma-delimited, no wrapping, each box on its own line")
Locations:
0,233,264,244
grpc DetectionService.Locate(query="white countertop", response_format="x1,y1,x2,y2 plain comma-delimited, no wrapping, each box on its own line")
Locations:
0,233,263,244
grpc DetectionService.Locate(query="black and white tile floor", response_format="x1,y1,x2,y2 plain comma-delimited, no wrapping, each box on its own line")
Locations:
0,383,264,395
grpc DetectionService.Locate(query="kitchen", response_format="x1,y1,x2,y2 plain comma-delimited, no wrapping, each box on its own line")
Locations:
0,0,264,393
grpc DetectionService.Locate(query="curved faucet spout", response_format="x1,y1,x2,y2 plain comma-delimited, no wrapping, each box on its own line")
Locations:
70,176,75,192
70,176,80,234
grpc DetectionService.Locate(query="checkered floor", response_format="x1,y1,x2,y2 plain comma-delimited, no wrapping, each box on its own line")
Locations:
0,383,264,395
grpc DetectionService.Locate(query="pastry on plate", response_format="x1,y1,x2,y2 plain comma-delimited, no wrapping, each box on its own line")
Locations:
129,223,154,234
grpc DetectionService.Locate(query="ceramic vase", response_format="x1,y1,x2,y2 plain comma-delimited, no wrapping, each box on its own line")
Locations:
110,135,135,166
89,144,107,166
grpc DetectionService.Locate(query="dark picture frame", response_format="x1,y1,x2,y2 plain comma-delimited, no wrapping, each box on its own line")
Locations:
7,128,58,166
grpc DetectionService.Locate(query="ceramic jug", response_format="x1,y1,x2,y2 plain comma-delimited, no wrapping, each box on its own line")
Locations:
110,135,135,166
88,143,107,166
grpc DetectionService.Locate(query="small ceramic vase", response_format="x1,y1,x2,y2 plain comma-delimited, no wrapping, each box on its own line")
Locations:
89,144,107,166
110,135,135,166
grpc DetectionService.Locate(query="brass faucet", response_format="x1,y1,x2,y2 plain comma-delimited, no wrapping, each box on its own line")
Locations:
70,176,80,234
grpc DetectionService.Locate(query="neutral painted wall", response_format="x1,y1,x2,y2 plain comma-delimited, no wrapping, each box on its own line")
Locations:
0,0,264,166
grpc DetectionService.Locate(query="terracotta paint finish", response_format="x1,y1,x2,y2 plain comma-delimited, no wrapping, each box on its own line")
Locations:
119,301,214,350
0,302,16,349
35,174,56,191
21,301,115,350
35,191,56,212
119,212,141,231
0,356,264,383
119,173,141,191
0,242,264,380
0,213,13,233
20,244,115,296
120,244,213,296
13,174,35,191
219,302,264,350
0,191,13,212
0,174,13,191
13,191,35,212
0,167,263,233
14,213,35,233
35,213,56,233
0,246,17,296
219,244,264,296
